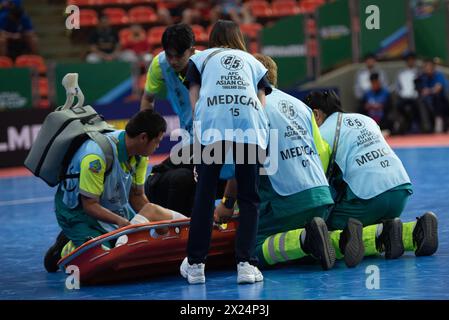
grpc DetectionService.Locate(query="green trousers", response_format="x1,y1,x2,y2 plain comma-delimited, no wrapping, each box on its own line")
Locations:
54,189,108,248
255,204,330,268
327,188,415,258
327,188,412,231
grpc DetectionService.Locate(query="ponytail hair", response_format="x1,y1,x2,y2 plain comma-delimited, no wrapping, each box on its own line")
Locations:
305,90,343,116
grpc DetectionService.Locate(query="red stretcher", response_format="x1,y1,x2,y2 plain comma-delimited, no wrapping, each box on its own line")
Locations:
57,218,238,285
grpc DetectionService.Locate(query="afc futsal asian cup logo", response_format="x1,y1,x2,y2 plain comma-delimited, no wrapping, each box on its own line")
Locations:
221,55,244,71
343,116,366,129
278,100,298,120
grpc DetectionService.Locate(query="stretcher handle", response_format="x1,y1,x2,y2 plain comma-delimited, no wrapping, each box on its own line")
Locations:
61,73,85,110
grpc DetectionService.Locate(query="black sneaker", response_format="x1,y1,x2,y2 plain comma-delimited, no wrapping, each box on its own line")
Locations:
376,218,404,259
44,231,69,273
339,218,364,268
413,212,438,256
302,217,336,270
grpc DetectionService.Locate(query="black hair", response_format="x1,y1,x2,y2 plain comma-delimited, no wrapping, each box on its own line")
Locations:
126,109,167,139
161,23,195,54
403,51,416,60
305,90,343,116
369,72,379,81
364,53,377,61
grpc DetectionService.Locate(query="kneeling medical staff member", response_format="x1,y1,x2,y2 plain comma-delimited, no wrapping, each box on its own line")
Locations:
307,91,438,260
51,110,187,263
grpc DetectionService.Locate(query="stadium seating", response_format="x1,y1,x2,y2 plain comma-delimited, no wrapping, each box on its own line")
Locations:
15,55,47,75
38,77,49,98
0,56,13,68
128,6,158,24
248,1,272,19
298,0,323,14
79,9,99,27
102,8,129,25
240,23,263,41
67,0,96,6
271,0,300,17
118,28,133,46
147,26,166,48
191,25,208,44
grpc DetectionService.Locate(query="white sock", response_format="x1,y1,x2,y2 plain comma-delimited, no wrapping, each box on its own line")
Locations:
171,210,187,220
130,214,150,225
115,214,149,248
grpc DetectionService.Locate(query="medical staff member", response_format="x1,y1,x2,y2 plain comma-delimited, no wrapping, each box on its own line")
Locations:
180,20,271,285
141,23,195,133
140,23,229,215
307,91,438,260
45,110,186,272
215,54,365,269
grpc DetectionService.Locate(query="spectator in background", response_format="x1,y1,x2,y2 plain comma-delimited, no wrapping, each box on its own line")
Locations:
395,52,427,134
157,0,189,26
354,53,388,101
361,73,392,135
210,0,254,25
122,24,152,65
416,58,449,133
0,0,38,59
86,15,137,64
181,0,211,26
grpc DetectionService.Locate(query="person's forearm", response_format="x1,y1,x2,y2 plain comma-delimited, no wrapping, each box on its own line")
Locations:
129,191,149,213
81,198,125,225
140,93,155,110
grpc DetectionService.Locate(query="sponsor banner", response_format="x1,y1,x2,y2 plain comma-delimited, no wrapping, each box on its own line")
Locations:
0,108,50,168
0,68,33,110
261,15,308,88
0,99,177,168
318,0,352,72
359,0,410,59
412,0,448,63
54,61,133,106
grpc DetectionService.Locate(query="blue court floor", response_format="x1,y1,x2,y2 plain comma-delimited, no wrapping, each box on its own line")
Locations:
0,147,448,300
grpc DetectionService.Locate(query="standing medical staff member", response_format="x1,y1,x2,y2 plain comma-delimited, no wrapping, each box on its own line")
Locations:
307,91,438,260
140,23,229,215
215,54,365,269
180,20,271,284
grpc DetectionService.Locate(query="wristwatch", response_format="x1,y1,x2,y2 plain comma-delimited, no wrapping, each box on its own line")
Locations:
221,196,236,210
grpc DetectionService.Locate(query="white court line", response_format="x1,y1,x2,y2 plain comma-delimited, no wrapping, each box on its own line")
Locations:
0,196,53,207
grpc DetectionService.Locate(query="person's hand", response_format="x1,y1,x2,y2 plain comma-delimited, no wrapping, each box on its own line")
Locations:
116,217,131,228
422,88,431,96
214,202,234,224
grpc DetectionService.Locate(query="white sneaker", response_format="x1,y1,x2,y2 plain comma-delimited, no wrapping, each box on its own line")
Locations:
237,262,264,284
180,257,205,284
